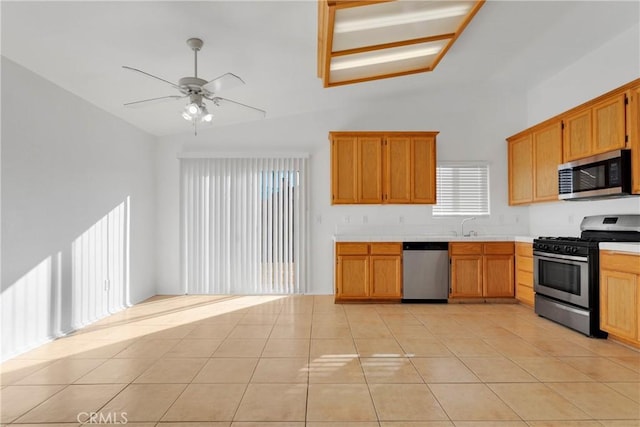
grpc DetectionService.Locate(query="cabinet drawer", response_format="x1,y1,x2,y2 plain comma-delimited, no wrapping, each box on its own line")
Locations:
370,242,402,255
516,269,533,287
516,242,533,257
516,256,533,273
600,251,640,275
336,243,369,255
484,242,515,255
450,242,483,255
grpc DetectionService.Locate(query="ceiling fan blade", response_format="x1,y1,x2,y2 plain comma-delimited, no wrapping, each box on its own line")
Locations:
122,66,182,91
202,73,245,94
208,96,266,119
124,95,185,108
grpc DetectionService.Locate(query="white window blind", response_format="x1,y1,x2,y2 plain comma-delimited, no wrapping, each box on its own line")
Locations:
433,162,490,216
180,157,308,294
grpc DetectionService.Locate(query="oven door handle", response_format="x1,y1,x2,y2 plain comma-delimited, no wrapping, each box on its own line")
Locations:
533,252,589,263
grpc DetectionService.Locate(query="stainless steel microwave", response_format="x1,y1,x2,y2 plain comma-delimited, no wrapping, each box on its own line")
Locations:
558,149,632,200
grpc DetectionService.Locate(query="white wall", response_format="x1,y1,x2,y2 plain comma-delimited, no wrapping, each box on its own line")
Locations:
527,23,640,237
155,81,530,295
1,58,157,360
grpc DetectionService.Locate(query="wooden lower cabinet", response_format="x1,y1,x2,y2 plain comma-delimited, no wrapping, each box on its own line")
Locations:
450,242,515,299
515,242,534,307
600,250,640,348
335,242,402,302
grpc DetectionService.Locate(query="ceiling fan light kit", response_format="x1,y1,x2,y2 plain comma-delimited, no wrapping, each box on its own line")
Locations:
123,37,265,135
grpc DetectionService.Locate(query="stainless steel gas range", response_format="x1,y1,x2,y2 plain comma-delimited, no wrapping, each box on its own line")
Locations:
533,214,640,337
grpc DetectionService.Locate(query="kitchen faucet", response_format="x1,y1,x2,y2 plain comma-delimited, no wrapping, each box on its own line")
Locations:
461,217,476,237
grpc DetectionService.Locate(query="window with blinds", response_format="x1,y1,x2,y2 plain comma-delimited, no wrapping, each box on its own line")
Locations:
180,157,308,294
433,162,490,216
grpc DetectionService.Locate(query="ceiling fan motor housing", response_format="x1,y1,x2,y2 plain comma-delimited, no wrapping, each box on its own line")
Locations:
179,77,209,94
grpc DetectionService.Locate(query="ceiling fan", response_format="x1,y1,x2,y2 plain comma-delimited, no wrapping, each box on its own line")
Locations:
123,38,266,134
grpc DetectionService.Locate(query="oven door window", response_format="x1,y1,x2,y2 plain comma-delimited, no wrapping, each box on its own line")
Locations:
538,259,582,295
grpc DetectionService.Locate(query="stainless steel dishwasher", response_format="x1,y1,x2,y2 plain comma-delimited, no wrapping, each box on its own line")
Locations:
402,242,449,303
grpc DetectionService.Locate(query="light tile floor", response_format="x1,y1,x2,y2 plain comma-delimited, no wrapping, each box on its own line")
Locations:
1,295,639,426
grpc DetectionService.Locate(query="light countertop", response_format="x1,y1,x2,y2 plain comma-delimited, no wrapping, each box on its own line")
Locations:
600,242,640,254
334,235,535,243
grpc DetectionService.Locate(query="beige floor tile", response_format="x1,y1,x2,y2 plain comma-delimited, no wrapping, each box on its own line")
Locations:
525,422,603,427
488,383,589,421
310,338,358,359
269,324,312,338
396,338,453,358
610,356,640,373
98,383,186,422
163,339,223,358
233,383,306,421
361,357,423,383
308,354,365,383
0,359,55,385
429,384,520,421
8,424,80,427
481,336,548,357
387,324,432,338
250,357,308,383
460,356,538,382
227,324,273,339
606,382,640,403
307,384,377,422
261,338,310,358
113,339,180,358
520,338,597,357
380,422,455,427
238,313,279,325
0,384,65,423
15,384,125,422
139,324,196,340
441,338,501,357
66,340,135,359
452,422,528,427
546,382,640,420
160,423,231,427
510,357,594,382
558,357,640,382
599,421,640,427
162,383,246,421
212,339,266,358
369,383,448,421
412,357,480,383
184,323,236,339
134,358,207,383
350,324,394,339
355,338,405,357
75,358,152,384
232,423,303,427
311,324,352,339
192,358,258,383
16,358,107,385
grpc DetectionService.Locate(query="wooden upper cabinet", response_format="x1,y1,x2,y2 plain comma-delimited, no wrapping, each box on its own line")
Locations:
533,121,562,202
592,93,626,155
385,137,412,203
358,137,383,203
331,136,358,203
330,131,438,205
507,134,533,205
412,136,437,203
563,107,592,162
628,85,640,194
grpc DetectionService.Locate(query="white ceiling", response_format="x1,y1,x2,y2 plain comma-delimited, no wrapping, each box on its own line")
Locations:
2,1,638,137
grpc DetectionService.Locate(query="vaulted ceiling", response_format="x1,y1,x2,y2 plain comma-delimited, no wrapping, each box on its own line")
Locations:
2,1,638,137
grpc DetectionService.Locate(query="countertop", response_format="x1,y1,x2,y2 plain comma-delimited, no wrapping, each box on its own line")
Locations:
334,235,535,243
599,242,640,254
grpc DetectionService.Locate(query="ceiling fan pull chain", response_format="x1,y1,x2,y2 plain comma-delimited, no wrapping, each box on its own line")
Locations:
194,48,198,79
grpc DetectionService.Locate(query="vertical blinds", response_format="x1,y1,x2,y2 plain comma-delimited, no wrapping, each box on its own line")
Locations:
433,162,490,216
180,157,308,294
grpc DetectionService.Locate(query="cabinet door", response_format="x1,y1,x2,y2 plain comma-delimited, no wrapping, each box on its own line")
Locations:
483,254,515,297
508,134,533,205
370,255,402,298
412,136,437,203
592,94,626,155
450,255,483,297
358,137,383,203
331,136,358,204
385,136,412,203
336,255,370,298
563,108,592,162
533,121,562,202
629,86,640,194
600,269,638,341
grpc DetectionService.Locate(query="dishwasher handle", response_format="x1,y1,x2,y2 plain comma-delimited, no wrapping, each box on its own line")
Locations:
403,242,449,251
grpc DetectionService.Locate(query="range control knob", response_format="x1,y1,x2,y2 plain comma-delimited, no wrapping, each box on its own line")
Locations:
572,247,578,254
553,245,560,251
565,246,572,253
543,244,549,250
